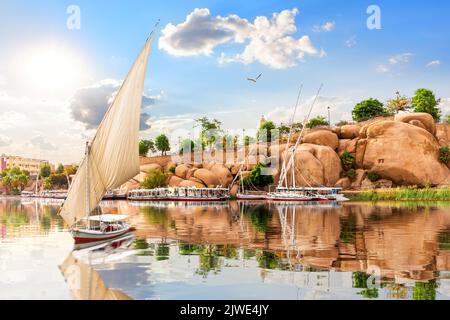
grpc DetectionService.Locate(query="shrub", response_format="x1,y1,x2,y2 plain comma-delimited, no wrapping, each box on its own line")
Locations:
340,151,355,171
140,170,168,189
168,165,176,174
368,172,381,182
439,146,450,164
343,169,357,180
243,163,274,188
352,98,388,122
445,115,450,124
306,116,329,129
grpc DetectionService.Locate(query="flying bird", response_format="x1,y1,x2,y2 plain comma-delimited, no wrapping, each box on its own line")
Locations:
247,73,262,83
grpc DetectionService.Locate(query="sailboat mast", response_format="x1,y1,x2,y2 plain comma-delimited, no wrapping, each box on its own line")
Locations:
85,141,91,229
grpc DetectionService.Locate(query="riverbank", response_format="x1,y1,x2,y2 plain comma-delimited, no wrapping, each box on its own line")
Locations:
344,187,450,201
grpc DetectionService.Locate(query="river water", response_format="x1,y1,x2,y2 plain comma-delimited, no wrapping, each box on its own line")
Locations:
0,197,449,300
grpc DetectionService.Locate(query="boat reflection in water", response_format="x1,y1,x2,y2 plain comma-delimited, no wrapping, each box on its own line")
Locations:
59,233,135,300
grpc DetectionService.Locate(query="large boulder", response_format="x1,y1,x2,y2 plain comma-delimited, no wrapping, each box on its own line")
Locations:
285,144,342,186
210,164,233,187
174,164,191,180
394,113,436,135
168,175,184,187
303,130,339,150
351,169,366,189
140,163,162,173
179,180,205,188
337,139,358,156
335,177,351,189
436,123,450,147
362,121,450,186
193,169,220,187
339,125,361,139
185,168,198,180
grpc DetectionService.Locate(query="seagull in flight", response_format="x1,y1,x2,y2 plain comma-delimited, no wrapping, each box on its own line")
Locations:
247,73,262,83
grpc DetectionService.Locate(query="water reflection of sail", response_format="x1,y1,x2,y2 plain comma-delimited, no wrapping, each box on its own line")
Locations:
59,235,135,300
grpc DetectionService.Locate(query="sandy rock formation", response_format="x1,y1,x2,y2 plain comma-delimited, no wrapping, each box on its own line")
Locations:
335,177,351,189
303,130,339,150
337,139,358,156
179,180,205,188
394,112,436,135
140,163,162,173
168,175,184,187
286,144,342,186
436,123,450,147
193,169,220,187
361,121,450,186
339,125,361,139
351,169,367,189
209,164,233,187
174,164,191,180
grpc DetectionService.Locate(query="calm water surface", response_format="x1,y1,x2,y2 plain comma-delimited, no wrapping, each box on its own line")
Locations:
0,197,449,300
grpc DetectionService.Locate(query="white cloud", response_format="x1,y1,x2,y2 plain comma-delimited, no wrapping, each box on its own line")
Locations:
0,135,12,147
346,36,357,48
439,98,450,116
313,21,335,32
266,95,355,125
426,60,441,67
376,65,390,73
159,8,324,69
0,75,5,87
376,53,414,73
388,53,413,65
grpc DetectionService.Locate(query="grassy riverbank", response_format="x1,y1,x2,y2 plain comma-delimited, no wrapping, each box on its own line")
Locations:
345,187,450,201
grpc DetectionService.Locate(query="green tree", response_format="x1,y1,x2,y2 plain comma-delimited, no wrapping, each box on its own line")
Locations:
56,163,64,174
139,139,155,156
40,163,51,178
155,134,170,156
278,123,290,135
445,115,450,124
352,98,388,122
243,163,274,188
257,121,277,142
195,117,223,150
1,167,29,193
140,169,168,189
412,88,441,121
43,177,52,190
306,116,329,129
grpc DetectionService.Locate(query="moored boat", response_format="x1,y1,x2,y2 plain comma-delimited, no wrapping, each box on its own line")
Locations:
71,214,133,244
128,187,230,201
128,188,171,201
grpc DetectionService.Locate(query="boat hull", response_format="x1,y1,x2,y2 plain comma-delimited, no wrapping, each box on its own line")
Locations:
236,194,268,200
72,227,134,244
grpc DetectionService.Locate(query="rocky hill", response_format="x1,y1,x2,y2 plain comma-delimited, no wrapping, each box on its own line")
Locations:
130,113,450,194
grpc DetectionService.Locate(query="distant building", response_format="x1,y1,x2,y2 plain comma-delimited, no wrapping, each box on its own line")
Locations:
0,155,53,175
259,115,267,128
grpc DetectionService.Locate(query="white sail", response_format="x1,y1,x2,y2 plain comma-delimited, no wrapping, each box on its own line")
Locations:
60,35,153,227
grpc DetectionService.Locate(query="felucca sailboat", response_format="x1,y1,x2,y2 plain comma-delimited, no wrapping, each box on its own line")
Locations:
59,31,154,243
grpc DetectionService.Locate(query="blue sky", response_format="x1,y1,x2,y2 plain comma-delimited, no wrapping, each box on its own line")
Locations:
0,0,449,163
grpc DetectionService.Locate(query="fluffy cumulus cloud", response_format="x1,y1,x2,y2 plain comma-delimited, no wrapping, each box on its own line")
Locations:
159,8,324,69
69,79,160,131
266,95,355,125
313,21,335,32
